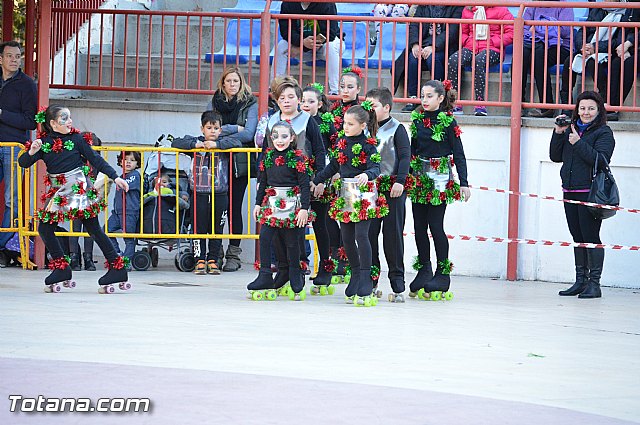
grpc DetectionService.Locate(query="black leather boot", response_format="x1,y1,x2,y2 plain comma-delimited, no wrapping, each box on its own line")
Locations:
559,247,589,296
83,253,96,271
579,248,603,299
69,253,81,271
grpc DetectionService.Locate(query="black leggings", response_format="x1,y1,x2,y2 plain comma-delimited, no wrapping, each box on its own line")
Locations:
299,201,330,262
40,217,118,262
327,216,341,253
341,220,372,272
564,192,602,244
412,202,448,265
228,175,248,248
69,220,94,256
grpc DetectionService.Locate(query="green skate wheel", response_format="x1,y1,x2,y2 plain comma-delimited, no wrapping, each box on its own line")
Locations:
288,290,295,301
327,285,335,295
345,295,354,304
266,290,277,301
252,291,263,301
310,286,319,295
344,275,351,285
319,286,328,296
417,289,426,300
331,275,341,284
363,297,372,307
444,291,454,301
299,290,307,301
431,291,442,301
371,296,378,306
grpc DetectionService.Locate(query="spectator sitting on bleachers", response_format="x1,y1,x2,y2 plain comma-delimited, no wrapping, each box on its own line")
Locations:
393,3,464,112
447,5,514,116
371,4,412,45
520,1,574,118
560,0,639,121
273,1,342,94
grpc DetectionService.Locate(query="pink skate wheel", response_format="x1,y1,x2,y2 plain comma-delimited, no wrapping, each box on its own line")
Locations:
119,282,131,291
52,284,61,293
63,281,76,289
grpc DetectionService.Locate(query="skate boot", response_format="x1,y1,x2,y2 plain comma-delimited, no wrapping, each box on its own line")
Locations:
421,259,454,301
354,268,378,307
44,256,76,293
222,245,242,272
247,269,276,301
273,264,291,297
331,247,350,284
387,279,406,303
69,253,81,272
83,253,96,271
98,256,131,294
287,267,306,301
344,268,359,304
409,257,433,298
310,259,336,296
371,265,382,298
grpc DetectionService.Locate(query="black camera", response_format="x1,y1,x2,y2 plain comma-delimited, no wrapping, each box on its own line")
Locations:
555,116,571,127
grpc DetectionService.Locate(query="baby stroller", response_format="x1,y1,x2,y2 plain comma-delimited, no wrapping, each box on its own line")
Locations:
130,134,195,271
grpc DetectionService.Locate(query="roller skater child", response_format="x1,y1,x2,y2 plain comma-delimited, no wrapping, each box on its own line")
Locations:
18,105,131,293
407,80,470,301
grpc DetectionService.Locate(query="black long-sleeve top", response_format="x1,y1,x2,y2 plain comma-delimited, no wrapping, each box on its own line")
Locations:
279,1,340,51
409,6,463,52
411,109,469,187
18,130,119,181
549,123,615,190
313,133,380,184
378,117,411,185
256,148,311,210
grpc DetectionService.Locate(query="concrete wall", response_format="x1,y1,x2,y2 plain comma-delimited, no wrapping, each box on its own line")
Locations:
59,99,640,288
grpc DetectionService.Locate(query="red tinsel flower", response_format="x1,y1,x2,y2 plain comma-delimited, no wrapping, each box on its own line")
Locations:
265,188,276,196
263,207,272,216
291,186,300,195
43,175,52,186
83,132,93,145
294,149,303,157
76,182,86,195
275,156,285,166
106,256,126,270
338,247,348,260
269,217,277,226
308,157,316,169
296,161,306,173
367,181,375,191
358,151,367,164
443,79,452,91
23,141,32,152
454,192,461,200
346,66,364,79
48,257,69,270
57,196,68,207
334,116,343,127
259,216,267,225
423,118,432,128
259,161,265,171
446,180,455,190
361,199,371,209
323,259,336,272
277,198,286,209
366,137,377,146
55,175,67,185
52,138,63,153
439,192,447,201
36,130,47,139
358,208,368,221
70,128,80,134
299,261,308,271
342,211,350,222
430,158,441,170
253,261,260,271
337,153,348,165
454,125,463,137
427,192,433,202
337,139,347,150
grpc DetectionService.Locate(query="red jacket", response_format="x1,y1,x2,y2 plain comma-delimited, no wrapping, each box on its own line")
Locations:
460,6,514,54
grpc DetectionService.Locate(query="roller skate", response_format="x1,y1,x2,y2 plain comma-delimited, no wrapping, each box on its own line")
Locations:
273,266,291,297
408,257,433,298
344,268,359,304
44,256,76,293
98,257,131,294
310,259,336,296
371,265,382,298
420,259,454,301
388,293,405,303
331,248,350,284
247,269,276,301
354,269,378,307
287,267,306,301
387,279,406,303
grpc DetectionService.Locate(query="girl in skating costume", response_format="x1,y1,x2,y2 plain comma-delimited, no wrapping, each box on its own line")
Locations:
301,83,338,294
262,77,326,294
312,105,388,307
407,80,470,301
250,121,314,301
18,105,131,294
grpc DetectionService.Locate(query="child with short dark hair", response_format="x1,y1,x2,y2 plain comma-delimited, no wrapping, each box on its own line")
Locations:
408,80,470,300
107,150,142,263
365,87,411,302
171,110,229,275
19,105,131,293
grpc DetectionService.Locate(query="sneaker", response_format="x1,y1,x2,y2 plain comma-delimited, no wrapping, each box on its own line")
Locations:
207,259,220,275
401,101,418,113
474,106,488,116
194,259,206,275
452,106,464,115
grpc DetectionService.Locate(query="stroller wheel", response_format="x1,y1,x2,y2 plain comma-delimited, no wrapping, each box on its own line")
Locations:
151,247,159,268
177,251,195,272
174,253,183,272
132,251,152,271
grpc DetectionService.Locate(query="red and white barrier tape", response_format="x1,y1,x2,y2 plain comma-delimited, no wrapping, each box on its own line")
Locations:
469,185,639,214
402,232,639,251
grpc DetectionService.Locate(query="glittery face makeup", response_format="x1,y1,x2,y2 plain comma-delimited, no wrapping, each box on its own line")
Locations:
57,109,71,126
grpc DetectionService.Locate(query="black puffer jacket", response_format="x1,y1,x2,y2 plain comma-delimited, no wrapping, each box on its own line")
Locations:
549,123,615,190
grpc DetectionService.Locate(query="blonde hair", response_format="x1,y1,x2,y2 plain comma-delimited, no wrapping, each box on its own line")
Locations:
216,67,252,102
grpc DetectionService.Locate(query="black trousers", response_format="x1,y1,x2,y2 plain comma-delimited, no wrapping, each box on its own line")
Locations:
341,220,372,296
327,216,341,253
261,225,302,291
564,192,602,244
369,192,406,292
522,44,570,105
40,217,118,262
228,175,248,248
299,201,330,263
412,202,448,266
192,192,229,261
69,219,94,256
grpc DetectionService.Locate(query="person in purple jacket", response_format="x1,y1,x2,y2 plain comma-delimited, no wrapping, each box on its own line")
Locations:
521,1,574,118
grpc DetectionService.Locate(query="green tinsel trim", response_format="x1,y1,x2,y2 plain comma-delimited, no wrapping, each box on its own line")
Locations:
439,259,453,275
412,256,423,272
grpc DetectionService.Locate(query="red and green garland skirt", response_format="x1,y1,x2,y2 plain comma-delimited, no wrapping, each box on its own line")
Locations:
328,179,389,223
406,156,461,206
37,166,106,224
257,186,317,228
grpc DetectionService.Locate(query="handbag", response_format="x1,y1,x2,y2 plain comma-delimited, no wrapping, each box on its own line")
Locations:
587,154,619,220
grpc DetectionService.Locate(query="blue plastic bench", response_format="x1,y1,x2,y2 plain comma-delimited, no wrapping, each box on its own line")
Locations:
337,3,374,16
357,23,407,69
308,21,369,67
462,44,513,74
220,1,281,14
204,19,261,64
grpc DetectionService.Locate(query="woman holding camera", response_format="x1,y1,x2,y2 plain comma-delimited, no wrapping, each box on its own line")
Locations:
550,91,615,299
